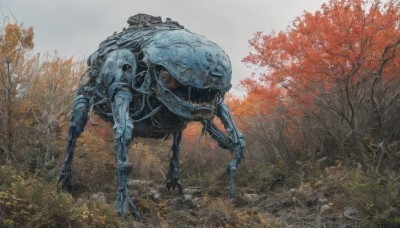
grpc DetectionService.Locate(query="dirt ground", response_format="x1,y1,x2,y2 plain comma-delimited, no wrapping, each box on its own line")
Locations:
76,178,361,227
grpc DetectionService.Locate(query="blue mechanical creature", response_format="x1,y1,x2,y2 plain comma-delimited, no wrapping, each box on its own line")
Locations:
58,14,246,218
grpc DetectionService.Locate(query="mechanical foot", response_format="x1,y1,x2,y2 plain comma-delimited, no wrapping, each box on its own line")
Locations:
115,188,140,218
227,161,238,198
166,178,183,194
58,164,72,192
166,168,183,194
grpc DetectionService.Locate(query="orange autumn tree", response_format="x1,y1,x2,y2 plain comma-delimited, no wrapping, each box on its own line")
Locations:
0,22,34,164
242,0,400,168
244,0,399,104
0,20,87,172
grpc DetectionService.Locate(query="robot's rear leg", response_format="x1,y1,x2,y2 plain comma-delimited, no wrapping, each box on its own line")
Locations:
166,131,183,194
58,95,89,192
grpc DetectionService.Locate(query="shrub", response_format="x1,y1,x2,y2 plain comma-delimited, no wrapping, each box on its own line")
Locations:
340,168,400,227
0,165,121,227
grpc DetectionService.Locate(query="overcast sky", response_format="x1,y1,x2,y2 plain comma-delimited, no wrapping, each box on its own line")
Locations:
1,0,326,92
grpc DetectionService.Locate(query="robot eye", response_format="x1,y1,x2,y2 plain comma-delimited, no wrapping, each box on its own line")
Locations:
160,70,179,89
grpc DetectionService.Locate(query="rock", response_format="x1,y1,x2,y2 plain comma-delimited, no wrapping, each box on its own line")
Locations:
153,193,162,201
91,192,107,204
318,197,328,203
184,194,193,201
343,207,361,221
191,188,202,195
320,203,333,214
189,209,199,216
128,179,153,187
243,193,261,203
295,160,305,166
140,188,160,199
183,187,201,195
149,188,158,195
170,197,182,205
130,221,145,228
192,197,200,207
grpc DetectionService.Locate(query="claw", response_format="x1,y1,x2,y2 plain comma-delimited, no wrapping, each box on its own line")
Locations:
115,188,140,218
58,164,72,193
166,166,183,194
166,177,183,194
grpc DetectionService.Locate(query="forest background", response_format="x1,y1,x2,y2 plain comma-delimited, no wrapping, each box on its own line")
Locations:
0,0,399,227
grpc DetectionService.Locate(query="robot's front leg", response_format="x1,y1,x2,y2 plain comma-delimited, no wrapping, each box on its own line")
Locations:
112,89,140,218
204,102,246,198
166,131,183,194
58,95,89,192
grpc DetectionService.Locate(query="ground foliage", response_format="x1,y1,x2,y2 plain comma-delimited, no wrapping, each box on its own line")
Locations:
0,165,121,227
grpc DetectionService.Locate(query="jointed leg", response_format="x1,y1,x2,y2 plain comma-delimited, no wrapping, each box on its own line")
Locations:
227,147,244,198
58,95,89,192
166,131,183,194
112,89,140,218
203,102,246,198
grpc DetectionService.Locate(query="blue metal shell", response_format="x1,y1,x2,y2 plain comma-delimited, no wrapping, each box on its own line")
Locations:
143,30,232,92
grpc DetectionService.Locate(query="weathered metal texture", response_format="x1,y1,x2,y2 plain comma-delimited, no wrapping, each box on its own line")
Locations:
58,14,246,219
88,14,184,69
143,30,232,91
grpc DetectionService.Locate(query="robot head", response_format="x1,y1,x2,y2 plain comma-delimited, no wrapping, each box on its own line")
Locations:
143,30,232,120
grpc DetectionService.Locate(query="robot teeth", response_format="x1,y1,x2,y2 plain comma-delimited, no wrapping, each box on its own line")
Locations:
188,86,192,101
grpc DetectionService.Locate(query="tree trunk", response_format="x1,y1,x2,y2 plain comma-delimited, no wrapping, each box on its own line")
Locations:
5,62,13,164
